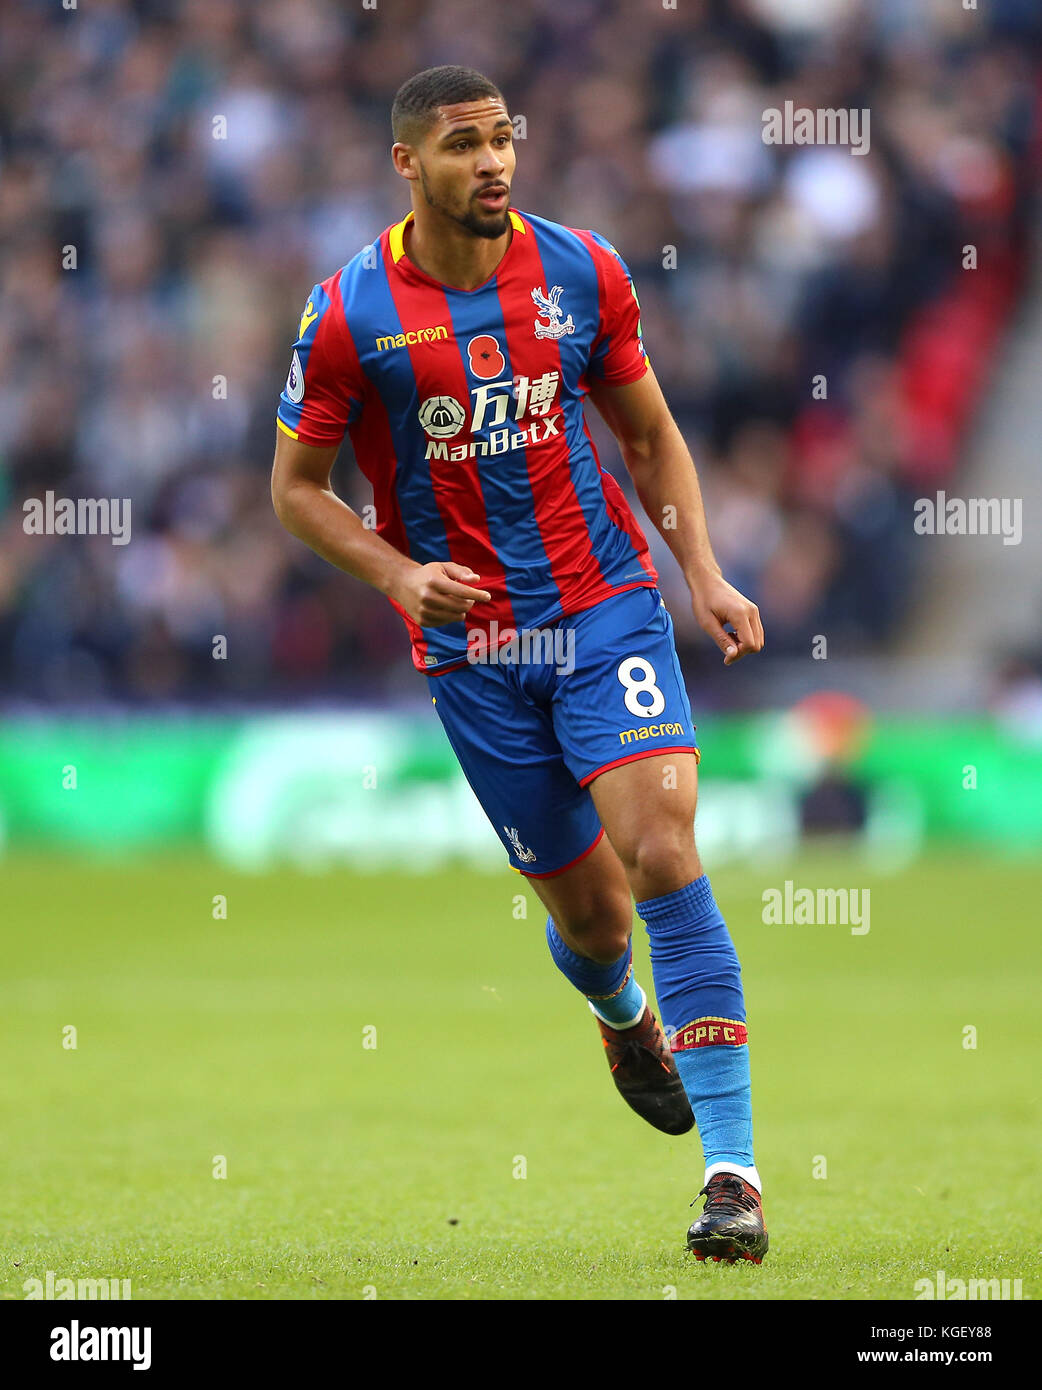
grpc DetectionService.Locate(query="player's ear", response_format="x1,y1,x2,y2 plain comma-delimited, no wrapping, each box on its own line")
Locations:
391,143,420,181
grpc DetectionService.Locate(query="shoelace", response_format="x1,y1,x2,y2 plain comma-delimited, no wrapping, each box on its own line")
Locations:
690,1175,759,1215
607,1033,670,1075
610,1038,647,1072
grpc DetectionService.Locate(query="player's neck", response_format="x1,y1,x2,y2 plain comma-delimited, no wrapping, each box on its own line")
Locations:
404,207,512,291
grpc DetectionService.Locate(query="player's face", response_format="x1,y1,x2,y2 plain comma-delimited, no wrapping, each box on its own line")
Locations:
416,99,515,239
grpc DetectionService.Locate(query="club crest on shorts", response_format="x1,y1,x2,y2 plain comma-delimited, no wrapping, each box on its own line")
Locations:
531,284,575,340
504,825,537,863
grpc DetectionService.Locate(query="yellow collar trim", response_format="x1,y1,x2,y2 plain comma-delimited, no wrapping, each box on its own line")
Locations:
389,209,525,264
389,212,413,263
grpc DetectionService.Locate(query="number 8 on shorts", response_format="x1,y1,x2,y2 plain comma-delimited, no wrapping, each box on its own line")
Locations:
617,656,666,718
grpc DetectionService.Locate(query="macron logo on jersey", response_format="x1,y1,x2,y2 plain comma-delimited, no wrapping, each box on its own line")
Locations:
376,324,450,351
298,300,319,337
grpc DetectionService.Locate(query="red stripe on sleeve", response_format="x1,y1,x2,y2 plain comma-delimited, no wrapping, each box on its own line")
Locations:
571,229,650,387
294,272,361,446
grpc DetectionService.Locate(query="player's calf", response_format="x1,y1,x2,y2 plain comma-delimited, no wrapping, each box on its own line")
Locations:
588,765,766,1254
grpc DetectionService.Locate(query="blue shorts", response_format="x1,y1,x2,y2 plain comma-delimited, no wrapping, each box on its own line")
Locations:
427,585,698,877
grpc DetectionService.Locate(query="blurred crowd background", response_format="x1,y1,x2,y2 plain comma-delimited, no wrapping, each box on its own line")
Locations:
1,0,1040,706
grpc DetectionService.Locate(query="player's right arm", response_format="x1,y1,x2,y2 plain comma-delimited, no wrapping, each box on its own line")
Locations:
270,433,491,627
271,280,490,627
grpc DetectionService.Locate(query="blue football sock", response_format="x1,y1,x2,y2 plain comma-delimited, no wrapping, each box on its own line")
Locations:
636,875,759,1190
545,916,646,1028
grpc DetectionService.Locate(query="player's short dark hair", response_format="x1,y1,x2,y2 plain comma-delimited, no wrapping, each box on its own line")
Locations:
391,66,505,145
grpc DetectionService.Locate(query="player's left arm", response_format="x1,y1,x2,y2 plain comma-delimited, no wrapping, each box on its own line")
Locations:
588,364,764,666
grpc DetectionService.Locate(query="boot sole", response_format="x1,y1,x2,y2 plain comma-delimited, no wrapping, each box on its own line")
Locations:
687,1233,768,1266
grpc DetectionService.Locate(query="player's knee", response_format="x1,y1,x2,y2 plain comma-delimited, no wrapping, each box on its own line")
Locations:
623,824,699,899
556,901,632,965
582,929,632,966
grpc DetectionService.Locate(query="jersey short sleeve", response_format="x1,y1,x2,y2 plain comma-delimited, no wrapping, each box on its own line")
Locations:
277,278,362,446
586,233,650,387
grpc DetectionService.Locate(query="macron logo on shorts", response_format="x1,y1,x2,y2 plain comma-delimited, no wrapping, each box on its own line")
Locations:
618,722,686,744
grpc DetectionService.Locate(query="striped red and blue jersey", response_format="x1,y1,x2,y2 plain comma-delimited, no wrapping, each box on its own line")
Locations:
276,208,659,673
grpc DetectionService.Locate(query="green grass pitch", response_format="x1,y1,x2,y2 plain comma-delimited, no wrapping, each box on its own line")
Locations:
1,847,1039,1300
